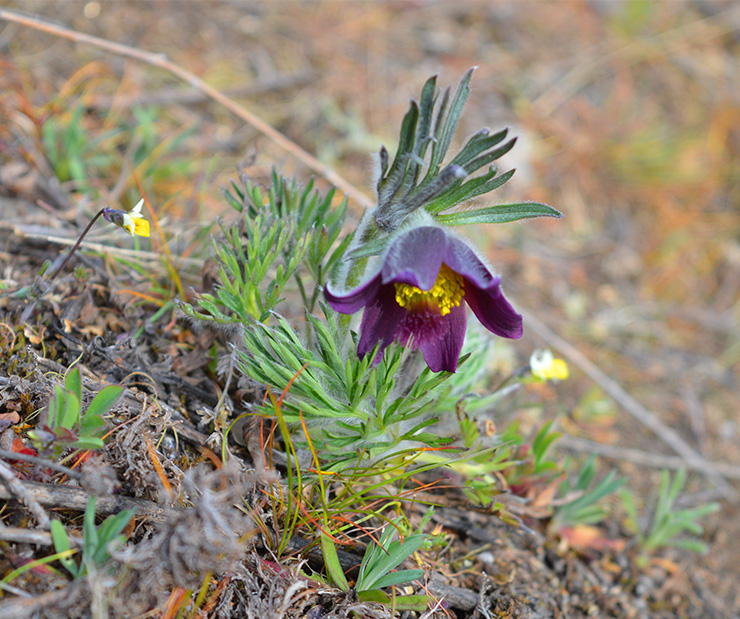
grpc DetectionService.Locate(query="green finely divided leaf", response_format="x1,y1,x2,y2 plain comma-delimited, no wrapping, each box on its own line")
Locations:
554,461,625,529
238,317,453,460
449,127,509,169
376,69,523,221
195,170,348,322
424,68,474,181
372,69,571,233
437,202,563,226
414,75,437,161
643,470,719,552
425,167,514,215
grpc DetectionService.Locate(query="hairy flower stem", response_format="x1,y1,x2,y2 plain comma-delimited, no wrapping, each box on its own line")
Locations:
47,208,106,281
338,209,379,290
333,209,379,336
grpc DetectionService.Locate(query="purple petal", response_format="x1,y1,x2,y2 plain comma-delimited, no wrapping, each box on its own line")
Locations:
382,227,446,290
357,284,407,363
464,283,523,339
324,273,382,315
418,304,467,372
436,232,523,339
441,234,498,290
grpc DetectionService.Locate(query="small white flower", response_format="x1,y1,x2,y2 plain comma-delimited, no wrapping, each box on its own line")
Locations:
530,349,569,382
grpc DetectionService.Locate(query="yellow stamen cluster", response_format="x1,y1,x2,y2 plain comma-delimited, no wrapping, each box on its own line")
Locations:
394,264,465,316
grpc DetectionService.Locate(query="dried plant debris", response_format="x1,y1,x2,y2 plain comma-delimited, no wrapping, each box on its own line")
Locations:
108,466,257,613
103,396,181,501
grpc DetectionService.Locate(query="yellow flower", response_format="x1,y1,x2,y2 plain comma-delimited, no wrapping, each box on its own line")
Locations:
102,199,150,237
530,349,569,382
122,199,150,237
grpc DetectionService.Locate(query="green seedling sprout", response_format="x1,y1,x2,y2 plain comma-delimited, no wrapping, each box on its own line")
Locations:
28,366,124,454
50,496,133,578
620,469,719,567
551,455,624,531
354,516,428,611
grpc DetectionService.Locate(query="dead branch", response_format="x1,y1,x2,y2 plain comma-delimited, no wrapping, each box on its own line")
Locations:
0,477,176,521
0,582,86,619
0,448,82,480
0,460,50,529
558,435,740,481
0,525,79,547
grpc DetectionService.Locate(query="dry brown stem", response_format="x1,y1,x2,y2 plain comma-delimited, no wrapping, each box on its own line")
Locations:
559,435,740,481
0,476,175,520
0,459,50,529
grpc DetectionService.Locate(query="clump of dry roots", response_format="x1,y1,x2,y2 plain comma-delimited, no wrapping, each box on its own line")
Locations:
104,398,182,502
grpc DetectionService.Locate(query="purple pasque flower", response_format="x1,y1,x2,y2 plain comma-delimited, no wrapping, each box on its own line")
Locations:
324,226,523,373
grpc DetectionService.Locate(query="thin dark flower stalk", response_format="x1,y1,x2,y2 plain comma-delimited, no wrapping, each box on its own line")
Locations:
46,200,150,281
47,208,106,282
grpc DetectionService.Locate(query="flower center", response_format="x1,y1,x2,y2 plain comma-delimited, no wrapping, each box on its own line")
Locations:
394,264,465,316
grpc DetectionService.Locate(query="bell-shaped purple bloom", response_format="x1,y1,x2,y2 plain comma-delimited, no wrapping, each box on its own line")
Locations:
324,226,523,373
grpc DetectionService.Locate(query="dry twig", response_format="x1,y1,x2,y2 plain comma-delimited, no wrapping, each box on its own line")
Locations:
558,435,740,481
0,525,77,547
0,459,50,529
0,476,175,520
0,448,82,480
0,583,86,619
0,9,373,212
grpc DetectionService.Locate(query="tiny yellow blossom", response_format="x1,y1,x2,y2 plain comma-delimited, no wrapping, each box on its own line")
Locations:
530,349,569,382
102,199,150,237
122,199,150,237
